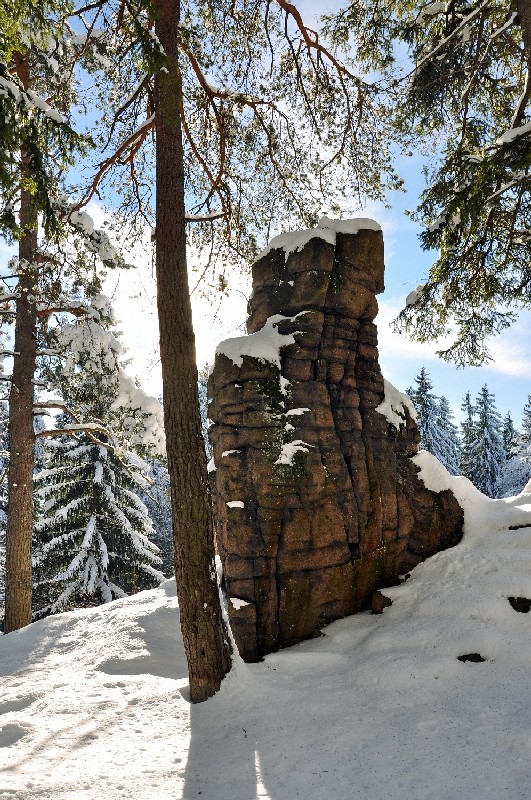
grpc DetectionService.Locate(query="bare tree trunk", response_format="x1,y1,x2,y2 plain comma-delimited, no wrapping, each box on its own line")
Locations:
154,0,232,702
4,52,38,633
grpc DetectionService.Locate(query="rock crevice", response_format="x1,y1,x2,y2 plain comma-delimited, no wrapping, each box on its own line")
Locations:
208,219,463,662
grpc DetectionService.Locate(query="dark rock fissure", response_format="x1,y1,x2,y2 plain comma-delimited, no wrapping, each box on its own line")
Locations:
208,221,464,662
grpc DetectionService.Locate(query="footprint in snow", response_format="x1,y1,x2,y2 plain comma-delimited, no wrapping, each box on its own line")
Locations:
0,722,32,747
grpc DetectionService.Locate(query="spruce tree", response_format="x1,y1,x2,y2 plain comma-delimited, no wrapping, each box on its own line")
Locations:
499,400,531,496
33,295,165,616
33,436,163,616
435,396,461,475
324,1,531,366
407,367,442,452
521,396,531,443
141,457,173,578
0,17,128,631
502,411,518,456
460,391,477,482
468,385,505,497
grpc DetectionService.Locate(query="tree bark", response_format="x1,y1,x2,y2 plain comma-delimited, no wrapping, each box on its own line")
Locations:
154,0,232,702
516,0,531,57
514,0,531,123
4,52,38,633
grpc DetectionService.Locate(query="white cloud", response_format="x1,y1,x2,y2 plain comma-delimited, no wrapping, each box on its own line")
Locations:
377,295,531,382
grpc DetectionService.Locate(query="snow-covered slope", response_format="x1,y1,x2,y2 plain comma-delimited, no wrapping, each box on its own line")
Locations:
2,454,531,799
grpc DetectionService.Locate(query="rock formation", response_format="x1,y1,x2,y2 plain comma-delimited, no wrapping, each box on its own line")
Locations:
208,218,463,662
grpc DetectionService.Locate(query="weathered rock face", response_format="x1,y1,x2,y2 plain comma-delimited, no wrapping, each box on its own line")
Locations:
208,219,463,662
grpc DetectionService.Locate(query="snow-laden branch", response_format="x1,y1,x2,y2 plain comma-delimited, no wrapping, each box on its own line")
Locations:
412,1,490,76
495,119,531,147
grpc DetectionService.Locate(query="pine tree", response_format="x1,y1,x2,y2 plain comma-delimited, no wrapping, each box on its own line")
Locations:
521,397,531,443
33,295,165,616
435,396,461,475
141,457,173,577
468,385,505,497
502,411,518,456
7,0,405,696
407,367,441,450
33,437,163,616
324,1,531,366
460,391,477,482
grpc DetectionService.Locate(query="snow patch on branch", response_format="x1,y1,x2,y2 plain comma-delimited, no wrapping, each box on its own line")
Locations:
495,120,531,147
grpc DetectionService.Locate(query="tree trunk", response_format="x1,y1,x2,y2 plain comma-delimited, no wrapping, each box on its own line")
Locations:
516,0,531,57
153,0,232,702
4,52,38,633
515,0,531,123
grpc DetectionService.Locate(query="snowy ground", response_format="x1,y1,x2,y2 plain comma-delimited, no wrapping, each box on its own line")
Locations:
2,452,531,799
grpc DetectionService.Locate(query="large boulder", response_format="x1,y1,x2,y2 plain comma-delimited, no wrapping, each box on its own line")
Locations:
208,218,463,662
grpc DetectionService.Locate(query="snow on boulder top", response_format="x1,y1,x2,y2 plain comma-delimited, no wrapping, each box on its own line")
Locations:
375,379,417,429
256,216,382,262
216,313,301,369
317,216,381,234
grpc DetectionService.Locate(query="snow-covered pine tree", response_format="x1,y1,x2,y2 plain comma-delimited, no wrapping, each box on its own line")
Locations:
141,457,173,577
498,403,531,497
33,295,165,616
406,367,448,462
468,385,505,498
435,396,461,475
197,364,212,460
33,437,163,616
502,411,518,456
460,391,476,482
521,397,531,443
